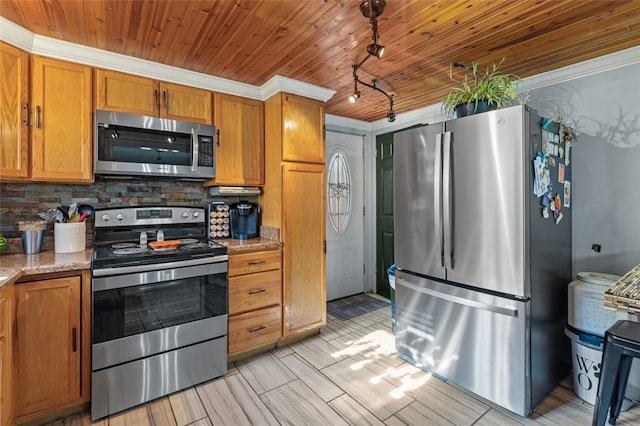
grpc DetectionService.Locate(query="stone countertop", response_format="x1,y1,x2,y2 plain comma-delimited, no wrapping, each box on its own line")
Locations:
0,249,93,288
219,237,283,253
0,238,282,288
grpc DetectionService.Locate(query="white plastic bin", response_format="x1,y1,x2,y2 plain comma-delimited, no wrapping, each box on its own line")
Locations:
568,272,633,335
565,325,640,410
54,222,86,253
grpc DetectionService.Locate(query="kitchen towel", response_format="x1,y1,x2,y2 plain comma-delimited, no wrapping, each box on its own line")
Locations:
327,293,390,321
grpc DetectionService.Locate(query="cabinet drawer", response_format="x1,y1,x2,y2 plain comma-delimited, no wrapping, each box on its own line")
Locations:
228,305,281,355
229,270,281,315
229,250,281,276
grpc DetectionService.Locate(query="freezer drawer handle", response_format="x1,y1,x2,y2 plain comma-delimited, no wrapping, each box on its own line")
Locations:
399,278,518,317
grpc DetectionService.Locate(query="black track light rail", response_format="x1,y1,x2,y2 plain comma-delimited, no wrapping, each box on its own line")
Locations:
351,64,395,122
349,0,395,121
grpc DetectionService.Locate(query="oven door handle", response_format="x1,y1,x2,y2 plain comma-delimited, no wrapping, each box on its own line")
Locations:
92,254,228,278
93,258,228,292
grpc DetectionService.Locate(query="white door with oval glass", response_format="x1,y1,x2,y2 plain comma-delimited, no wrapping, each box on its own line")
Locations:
326,131,364,301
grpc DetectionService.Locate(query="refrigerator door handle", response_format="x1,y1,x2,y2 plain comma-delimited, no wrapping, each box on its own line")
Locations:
434,132,444,267
443,131,453,269
399,278,519,317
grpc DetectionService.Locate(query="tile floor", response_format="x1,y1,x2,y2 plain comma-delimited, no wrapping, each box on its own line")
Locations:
44,302,640,425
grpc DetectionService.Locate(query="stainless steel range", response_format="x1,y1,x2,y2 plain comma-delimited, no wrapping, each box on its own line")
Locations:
90,206,228,420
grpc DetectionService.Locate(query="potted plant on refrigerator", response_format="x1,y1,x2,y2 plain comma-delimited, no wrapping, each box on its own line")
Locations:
441,58,528,118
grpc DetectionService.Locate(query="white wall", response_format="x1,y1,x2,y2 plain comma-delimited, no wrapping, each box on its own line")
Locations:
528,63,640,276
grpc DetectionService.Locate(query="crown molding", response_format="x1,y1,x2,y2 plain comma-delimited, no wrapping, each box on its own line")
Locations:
520,45,640,92
325,114,372,132
0,17,333,103
0,17,33,50
260,75,336,102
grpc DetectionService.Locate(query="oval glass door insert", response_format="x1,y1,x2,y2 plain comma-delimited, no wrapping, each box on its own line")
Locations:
327,150,352,233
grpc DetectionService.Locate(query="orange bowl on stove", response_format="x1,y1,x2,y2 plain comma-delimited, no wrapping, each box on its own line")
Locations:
149,240,181,250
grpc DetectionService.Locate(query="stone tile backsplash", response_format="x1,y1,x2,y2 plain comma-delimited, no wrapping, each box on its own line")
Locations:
0,179,219,253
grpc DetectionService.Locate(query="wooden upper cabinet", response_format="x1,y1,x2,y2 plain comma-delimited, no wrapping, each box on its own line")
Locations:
30,56,93,182
282,93,325,164
95,69,212,124
208,93,264,186
0,41,30,180
162,81,212,124
14,276,81,421
94,69,157,116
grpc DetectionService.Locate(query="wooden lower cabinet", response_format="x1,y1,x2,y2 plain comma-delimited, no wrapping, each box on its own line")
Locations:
13,271,90,423
282,162,326,337
0,285,14,426
227,249,282,357
228,305,282,356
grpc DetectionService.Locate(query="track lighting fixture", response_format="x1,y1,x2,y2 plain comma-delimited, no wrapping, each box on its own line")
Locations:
348,0,395,122
351,65,395,122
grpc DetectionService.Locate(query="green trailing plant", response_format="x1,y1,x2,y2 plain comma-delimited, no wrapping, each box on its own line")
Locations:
441,58,529,117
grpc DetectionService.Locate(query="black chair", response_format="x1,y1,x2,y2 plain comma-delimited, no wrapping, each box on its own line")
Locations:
592,320,640,425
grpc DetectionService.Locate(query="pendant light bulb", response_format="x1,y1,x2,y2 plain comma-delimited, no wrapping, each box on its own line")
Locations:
349,90,361,103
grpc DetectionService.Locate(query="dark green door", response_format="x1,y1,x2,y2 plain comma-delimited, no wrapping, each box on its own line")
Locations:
375,132,394,299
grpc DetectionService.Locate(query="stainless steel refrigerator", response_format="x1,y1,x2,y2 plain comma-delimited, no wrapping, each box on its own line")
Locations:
393,105,572,416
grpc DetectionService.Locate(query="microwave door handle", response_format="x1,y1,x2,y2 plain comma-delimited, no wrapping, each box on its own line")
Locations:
191,128,199,172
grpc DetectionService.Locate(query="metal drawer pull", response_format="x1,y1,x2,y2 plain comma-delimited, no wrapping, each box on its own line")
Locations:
248,289,266,295
248,260,266,265
249,325,266,333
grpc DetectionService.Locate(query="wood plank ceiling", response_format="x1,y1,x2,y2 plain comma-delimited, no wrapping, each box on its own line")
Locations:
2,0,639,122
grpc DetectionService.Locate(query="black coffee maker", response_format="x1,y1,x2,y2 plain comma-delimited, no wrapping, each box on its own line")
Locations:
229,201,259,239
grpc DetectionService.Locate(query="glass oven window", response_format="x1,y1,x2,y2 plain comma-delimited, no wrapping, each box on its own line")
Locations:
93,272,227,344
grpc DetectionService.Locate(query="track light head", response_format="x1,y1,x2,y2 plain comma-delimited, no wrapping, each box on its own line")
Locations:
349,91,361,103
367,43,385,59
386,109,396,122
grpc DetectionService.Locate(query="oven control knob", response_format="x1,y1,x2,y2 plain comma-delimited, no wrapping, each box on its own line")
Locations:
101,213,111,222
116,213,125,221
192,211,200,218
182,211,190,218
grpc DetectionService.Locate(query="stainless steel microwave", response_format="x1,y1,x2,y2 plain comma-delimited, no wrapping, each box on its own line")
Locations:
94,110,216,179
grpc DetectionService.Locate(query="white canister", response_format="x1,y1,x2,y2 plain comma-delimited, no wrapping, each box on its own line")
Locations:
568,272,629,336
54,222,86,253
